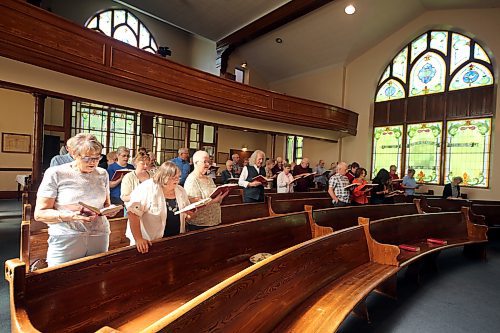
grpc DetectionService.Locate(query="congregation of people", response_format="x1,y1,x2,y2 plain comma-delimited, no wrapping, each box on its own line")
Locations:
33,133,464,267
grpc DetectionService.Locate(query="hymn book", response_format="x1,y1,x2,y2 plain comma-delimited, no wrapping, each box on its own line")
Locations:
398,244,420,252
174,184,238,215
386,190,404,197
78,202,123,216
110,169,133,181
252,175,274,185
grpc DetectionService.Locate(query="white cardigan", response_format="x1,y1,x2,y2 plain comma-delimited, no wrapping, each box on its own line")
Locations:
125,179,191,244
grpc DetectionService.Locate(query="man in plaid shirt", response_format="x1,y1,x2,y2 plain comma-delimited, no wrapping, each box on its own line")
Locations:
328,162,351,207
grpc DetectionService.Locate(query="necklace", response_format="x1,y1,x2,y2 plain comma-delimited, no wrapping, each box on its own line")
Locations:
166,199,178,213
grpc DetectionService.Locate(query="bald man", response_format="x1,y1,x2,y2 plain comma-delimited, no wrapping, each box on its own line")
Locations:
292,158,314,192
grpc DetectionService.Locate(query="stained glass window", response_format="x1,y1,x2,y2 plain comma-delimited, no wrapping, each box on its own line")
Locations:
409,52,446,96
286,136,303,164
405,122,442,184
86,9,158,53
154,116,187,162
449,62,494,91
450,33,470,74
411,33,428,63
375,79,405,102
393,47,408,83
372,126,403,176
474,44,490,63
430,31,448,55
445,118,491,187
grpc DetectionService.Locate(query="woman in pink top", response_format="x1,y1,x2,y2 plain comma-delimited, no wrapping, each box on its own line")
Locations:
352,168,369,205
277,164,295,193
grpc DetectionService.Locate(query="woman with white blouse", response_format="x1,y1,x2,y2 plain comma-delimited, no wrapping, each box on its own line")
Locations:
126,162,193,253
277,164,295,193
120,153,151,203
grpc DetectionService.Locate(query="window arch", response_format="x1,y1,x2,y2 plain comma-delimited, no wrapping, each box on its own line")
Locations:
372,30,495,188
375,31,493,102
86,9,158,53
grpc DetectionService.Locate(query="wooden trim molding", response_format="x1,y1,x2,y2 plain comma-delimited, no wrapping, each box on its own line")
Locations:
0,0,358,135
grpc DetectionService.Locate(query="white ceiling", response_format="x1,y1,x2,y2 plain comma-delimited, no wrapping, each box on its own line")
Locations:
115,0,500,82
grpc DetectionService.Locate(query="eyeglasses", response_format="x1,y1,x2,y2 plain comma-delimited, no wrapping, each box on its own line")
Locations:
120,154,130,157
81,156,101,163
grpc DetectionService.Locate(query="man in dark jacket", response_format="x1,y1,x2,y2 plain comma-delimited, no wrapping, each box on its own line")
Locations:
442,176,463,198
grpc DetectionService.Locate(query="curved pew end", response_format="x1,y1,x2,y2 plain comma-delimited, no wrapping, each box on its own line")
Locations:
4,259,39,333
304,205,333,238
358,217,400,266
462,207,489,261
414,198,441,214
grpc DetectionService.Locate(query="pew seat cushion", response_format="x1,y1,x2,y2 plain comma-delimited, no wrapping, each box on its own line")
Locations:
273,262,398,332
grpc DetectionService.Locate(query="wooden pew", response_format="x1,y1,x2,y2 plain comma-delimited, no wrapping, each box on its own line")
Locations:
126,225,398,333
221,194,243,205
360,207,488,266
421,197,471,212
220,200,270,224
266,191,329,201
269,196,334,215
5,212,331,333
471,203,500,229
151,209,488,333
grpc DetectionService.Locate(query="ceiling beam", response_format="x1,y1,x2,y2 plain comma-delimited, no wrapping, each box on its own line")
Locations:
216,0,336,74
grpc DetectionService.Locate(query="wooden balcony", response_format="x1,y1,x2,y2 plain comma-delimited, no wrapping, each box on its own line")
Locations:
0,0,358,135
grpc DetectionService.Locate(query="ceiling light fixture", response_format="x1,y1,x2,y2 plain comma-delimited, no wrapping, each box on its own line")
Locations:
345,4,356,15
275,37,283,44
241,62,247,68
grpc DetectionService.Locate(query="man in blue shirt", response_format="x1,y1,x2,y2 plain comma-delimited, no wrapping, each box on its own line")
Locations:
49,136,76,167
171,147,190,186
402,168,418,197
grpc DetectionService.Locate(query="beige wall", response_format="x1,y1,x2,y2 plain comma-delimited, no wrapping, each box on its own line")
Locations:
343,8,500,199
0,89,34,191
269,63,345,106
303,138,339,170
227,50,270,90
217,128,268,161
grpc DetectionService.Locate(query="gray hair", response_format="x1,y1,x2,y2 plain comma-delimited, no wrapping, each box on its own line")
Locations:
153,161,180,185
193,150,209,165
116,146,129,155
408,168,415,175
249,150,265,166
453,176,463,183
71,133,103,157
336,162,347,172
178,147,189,155
225,160,233,167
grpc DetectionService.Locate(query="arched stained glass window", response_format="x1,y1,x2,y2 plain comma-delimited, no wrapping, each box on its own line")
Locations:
375,30,493,102
409,52,446,96
375,79,405,102
86,9,158,53
373,30,494,188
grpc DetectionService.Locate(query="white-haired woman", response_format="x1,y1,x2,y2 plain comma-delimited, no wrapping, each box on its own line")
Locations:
34,133,116,267
238,150,266,203
126,161,193,253
184,150,228,230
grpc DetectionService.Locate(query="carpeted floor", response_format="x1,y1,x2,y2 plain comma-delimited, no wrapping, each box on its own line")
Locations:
1,198,499,332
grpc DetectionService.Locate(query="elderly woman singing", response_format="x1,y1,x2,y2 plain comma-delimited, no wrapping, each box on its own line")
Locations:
34,133,116,267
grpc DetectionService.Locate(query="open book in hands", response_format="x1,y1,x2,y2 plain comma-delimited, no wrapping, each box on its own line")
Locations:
386,190,404,197
293,172,317,180
110,169,133,181
252,175,274,185
174,184,239,215
78,202,123,216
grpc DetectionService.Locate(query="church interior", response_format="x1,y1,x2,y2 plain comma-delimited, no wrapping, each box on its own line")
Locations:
1,0,500,332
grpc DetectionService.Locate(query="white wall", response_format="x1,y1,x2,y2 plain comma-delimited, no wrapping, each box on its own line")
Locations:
343,8,500,199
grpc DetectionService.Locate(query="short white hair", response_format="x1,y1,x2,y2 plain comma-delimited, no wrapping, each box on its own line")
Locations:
193,150,209,164
71,133,103,157
178,147,189,155
336,162,347,172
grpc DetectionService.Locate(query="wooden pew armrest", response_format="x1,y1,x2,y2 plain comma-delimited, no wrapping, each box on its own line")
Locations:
414,198,441,214
5,259,40,333
462,207,488,241
358,217,400,266
305,205,333,238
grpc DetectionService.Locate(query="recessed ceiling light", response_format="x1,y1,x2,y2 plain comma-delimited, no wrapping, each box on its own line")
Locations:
241,61,247,68
275,37,283,44
345,4,356,15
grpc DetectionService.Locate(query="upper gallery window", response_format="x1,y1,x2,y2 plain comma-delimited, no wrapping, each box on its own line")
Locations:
86,9,158,53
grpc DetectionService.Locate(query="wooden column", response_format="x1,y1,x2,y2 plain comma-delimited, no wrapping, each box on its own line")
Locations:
31,93,46,192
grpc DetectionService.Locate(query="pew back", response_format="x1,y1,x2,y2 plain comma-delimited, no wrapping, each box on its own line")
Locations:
16,212,312,333
220,200,270,224
313,203,420,231
270,197,333,215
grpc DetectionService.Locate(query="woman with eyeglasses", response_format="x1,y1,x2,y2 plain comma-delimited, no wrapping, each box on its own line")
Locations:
34,133,117,267
184,150,229,230
107,146,135,205
125,161,194,253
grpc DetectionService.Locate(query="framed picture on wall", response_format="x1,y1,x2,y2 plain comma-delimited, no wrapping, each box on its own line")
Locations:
217,152,229,163
2,132,31,154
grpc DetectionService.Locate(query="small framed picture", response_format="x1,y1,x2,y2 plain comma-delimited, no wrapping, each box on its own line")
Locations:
217,152,229,163
2,132,31,154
